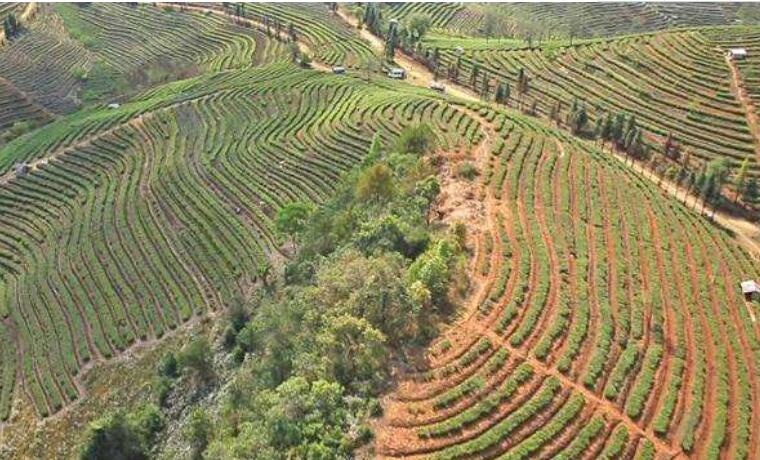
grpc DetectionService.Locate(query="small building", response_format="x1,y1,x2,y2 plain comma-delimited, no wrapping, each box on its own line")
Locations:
107,102,120,109
14,163,29,176
388,67,406,79
741,280,759,300
729,48,748,60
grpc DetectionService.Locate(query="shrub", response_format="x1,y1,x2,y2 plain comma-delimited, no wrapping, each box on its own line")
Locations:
276,202,313,240
72,67,89,81
155,376,173,407
158,352,178,379
456,161,478,180
80,405,162,460
355,162,395,202
396,124,435,155
185,408,211,460
178,338,214,384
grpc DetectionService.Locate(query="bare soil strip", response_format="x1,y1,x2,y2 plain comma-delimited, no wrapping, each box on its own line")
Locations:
725,53,760,166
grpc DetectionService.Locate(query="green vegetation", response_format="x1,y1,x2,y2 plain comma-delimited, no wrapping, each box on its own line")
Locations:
66,120,466,458
3,4,760,460
0,2,289,132
81,405,163,460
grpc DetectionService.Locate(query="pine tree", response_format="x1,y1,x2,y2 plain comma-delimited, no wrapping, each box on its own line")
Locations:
516,69,529,108
664,132,675,158
495,82,505,104
734,157,749,203
385,20,399,61
570,103,587,134
549,102,559,123
481,71,490,99
4,13,18,40
594,113,605,141
624,115,637,138
566,98,578,126
743,177,759,204
611,113,625,149
470,62,480,87
624,126,637,156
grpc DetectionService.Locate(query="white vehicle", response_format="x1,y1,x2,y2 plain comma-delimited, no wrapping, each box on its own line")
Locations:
332,66,346,74
387,67,406,79
429,81,446,93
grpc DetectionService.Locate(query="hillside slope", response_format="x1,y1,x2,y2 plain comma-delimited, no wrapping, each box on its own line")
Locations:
374,102,760,460
385,2,760,39
0,62,479,422
0,3,288,134
1,4,760,460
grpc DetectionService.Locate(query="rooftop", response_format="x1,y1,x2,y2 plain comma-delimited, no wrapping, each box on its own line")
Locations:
741,280,759,294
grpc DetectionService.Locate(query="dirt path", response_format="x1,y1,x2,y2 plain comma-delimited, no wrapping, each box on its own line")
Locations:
520,140,561,350
725,54,760,166
460,322,683,458
335,6,760,261
335,7,480,104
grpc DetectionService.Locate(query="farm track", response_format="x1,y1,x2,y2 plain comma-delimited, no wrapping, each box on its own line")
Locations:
608,147,760,259
726,53,760,167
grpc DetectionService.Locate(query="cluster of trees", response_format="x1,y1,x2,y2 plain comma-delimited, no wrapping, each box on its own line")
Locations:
595,112,647,159
223,3,299,48
384,15,432,61
3,13,18,40
361,2,383,36
80,125,469,459
361,4,432,61
474,67,527,109
202,125,466,457
667,157,757,213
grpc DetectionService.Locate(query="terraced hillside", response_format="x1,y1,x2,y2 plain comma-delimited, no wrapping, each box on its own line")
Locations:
375,103,760,459
0,2,287,132
0,62,482,420
1,4,760,460
428,27,760,183
384,2,759,39
0,3,22,17
195,2,376,67
704,27,760,119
